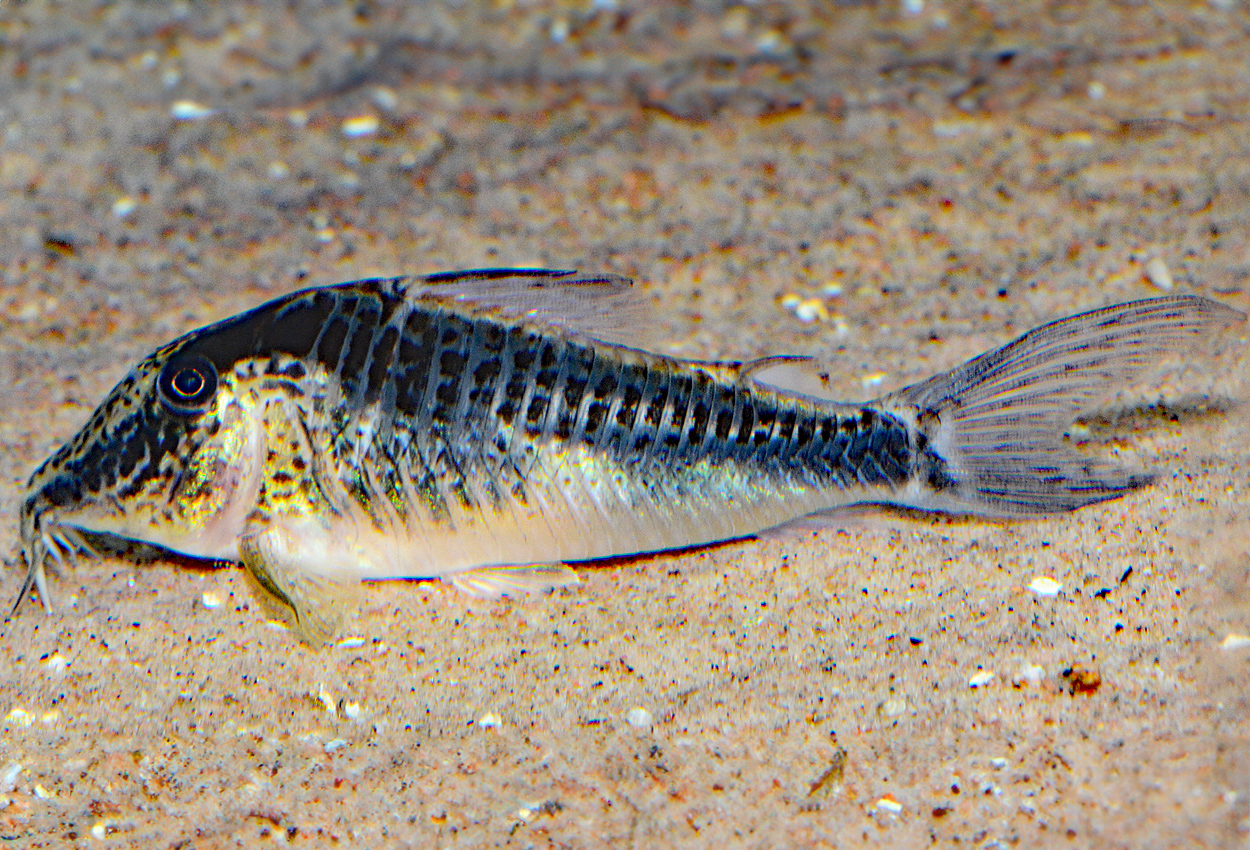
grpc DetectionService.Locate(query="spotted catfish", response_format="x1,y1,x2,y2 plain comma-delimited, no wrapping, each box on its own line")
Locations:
12,270,1244,643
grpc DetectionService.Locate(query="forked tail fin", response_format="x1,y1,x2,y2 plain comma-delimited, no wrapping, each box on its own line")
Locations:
883,296,1245,515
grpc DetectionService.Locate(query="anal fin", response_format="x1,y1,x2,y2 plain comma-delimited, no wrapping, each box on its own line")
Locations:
444,564,581,600
239,529,363,647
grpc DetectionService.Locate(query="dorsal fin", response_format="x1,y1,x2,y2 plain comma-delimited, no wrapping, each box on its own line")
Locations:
403,268,648,348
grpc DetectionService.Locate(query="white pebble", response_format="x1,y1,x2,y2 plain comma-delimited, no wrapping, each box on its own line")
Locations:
1144,256,1174,290
968,670,995,688
876,794,903,813
112,196,136,218
1221,633,1250,651
1027,576,1062,597
323,738,348,753
200,591,223,609
478,712,502,728
170,100,215,120
42,652,70,674
335,637,366,649
342,702,362,721
4,708,33,728
0,762,20,792
879,698,907,718
626,707,653,728
341,115,380,138
371,86,398,111
1012,663,1046,688
313,686,336,716
781,293,829,324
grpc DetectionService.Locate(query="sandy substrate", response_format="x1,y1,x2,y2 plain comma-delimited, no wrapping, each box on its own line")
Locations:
1,3,1249,847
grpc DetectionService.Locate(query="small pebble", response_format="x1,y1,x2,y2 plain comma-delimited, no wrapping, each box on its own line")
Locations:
323,738,348,753
1012,663,1045,688
780,293,829,323
755,29,787,55
341,115,380,138
1063,663,1102,695
313,686,336,716
626,707,653,728
1220,633,1250,651
989,757,1008,769
1144,256,1174,290
342,702,362,721
335,636,366,649
968,670,995,688
478,712,502,728
876,794,903,814
1027,576,1062,597
0,762,20,792
111,196,136,218
5,708,33,727
42,652,70,674
371,87,398,110
879,698,907,718
169,100,215,120
200,591,223,609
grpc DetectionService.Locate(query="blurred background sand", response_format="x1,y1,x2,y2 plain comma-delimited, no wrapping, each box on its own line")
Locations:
1,2,1249,846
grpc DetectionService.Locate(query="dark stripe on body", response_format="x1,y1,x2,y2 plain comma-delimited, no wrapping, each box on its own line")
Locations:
162,278,917,530
493,334,916,490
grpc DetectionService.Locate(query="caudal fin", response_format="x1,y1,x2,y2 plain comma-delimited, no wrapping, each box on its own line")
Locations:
884,296,1245,515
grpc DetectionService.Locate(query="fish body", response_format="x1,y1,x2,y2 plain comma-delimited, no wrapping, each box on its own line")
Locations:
13,270,1244,643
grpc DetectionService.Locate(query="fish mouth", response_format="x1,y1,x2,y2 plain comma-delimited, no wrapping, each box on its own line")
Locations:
11,393,267,616
14,493,102,616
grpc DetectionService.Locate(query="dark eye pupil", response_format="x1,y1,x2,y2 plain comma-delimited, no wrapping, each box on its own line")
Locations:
172,368,205,398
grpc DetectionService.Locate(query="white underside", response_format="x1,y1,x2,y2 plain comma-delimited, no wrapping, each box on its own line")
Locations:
260,443,880,583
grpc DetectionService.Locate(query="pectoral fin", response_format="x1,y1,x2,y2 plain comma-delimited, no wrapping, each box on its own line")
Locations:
444,564,581,600
238,529,362,647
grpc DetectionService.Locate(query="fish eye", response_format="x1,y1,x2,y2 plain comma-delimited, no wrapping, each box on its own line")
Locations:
157,354,218,414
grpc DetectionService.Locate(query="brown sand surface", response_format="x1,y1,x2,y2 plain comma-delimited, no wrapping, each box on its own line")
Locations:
1,3,1249,847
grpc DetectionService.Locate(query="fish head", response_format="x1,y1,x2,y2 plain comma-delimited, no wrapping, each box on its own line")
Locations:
20,339,266,589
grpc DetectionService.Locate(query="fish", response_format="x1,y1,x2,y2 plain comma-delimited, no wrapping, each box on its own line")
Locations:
10,269,1244,644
